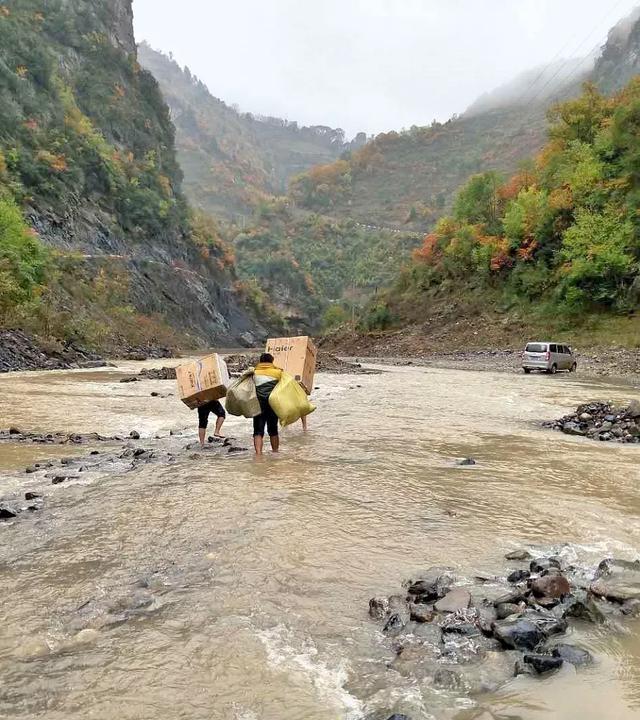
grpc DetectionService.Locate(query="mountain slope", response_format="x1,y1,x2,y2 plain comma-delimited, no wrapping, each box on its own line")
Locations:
0,0,268,351
290,7,640,234
138,44,364,221
361,77,640,347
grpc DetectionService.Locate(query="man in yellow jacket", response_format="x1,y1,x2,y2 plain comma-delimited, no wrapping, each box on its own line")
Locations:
253,353,283,456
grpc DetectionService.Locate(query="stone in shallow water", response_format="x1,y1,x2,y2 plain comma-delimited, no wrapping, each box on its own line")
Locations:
507,569,530,583
531,573,571,599
496,602,522,620
505,549,531,561
369,596,389,620
491,618,546,650
523,653,563,674
530,557,562,574
410,603,435,623
435,587,471,613
552,643,593,666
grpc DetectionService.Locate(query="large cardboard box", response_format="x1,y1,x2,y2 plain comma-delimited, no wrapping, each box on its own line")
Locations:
176,354,230,409
266,336,317,394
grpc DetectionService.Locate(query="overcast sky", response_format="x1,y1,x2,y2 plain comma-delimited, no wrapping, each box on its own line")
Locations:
133,0,639,138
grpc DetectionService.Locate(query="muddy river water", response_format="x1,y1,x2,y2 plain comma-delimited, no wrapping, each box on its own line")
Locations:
1,361,640,720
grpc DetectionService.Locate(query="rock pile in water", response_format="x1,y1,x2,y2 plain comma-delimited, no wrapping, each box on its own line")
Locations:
543,400,640,442
139,366,177,380
369,553,640,703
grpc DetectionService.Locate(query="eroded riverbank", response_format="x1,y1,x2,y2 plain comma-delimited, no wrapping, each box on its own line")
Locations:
1,361,640,719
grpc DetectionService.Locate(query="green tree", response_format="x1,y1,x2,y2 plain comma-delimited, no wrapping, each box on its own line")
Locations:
453,171,503,234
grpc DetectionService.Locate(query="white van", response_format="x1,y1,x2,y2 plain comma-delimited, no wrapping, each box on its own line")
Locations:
522,342,577,374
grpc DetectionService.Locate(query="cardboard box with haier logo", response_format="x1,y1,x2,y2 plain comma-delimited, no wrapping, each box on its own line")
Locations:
176,354,230,409
265,336,317,395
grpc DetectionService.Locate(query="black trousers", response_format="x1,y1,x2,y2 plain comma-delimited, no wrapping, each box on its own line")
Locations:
253,397,279,437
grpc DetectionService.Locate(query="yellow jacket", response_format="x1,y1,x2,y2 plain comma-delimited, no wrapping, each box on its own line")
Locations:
254,362,283,381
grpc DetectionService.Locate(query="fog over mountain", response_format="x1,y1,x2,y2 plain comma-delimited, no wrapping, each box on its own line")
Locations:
132,0,640,137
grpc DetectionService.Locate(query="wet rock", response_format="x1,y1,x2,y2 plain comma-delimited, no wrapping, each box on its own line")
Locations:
456,458,476,466
591,577,640,602
119,376,140,383
493,589,527,606
435,588,471,613
530,557,562,574
622,599,640,616
531,574,571,599
552,590,604,623
0,506,18,519
369,597,389,620
590,559,640,602
150,392,160,397
132,448,147,458
507,569,530,583
491,618,546,650
562,421,584,436
383,613,407,635
25,466,37,474
9,426,22,434
628,400,640,417
505,549,531,561
433,668,465,690
522,609,567,637
24,492,41,501
496,603,522,620
406,568,454,601
51,476,70,484
412,623,443,645
227,446,247,454
129,430,140,440
410,604,435,623
523,653,563,674
90,450,100,455
552,643,593,666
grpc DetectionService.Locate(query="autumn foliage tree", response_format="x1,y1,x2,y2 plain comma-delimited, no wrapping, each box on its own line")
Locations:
408,79,640,314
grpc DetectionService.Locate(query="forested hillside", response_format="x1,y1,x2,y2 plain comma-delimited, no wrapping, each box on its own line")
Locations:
374,79,640,336
0,0,271,354
290,8,640,235
233,200,420,330
138,44,365,221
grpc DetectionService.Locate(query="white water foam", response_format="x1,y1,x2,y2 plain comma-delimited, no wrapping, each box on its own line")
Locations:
257,625,364,719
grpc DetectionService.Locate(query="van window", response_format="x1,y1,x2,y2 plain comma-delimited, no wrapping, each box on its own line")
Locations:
550,344,557,353
525,343,547,353
561,345,568,354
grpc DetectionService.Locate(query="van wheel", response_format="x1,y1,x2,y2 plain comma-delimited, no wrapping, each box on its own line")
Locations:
523,368,531,374
570,363,577,373
549,364,558,374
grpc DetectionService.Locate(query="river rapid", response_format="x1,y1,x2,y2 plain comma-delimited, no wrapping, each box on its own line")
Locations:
1,361,640,720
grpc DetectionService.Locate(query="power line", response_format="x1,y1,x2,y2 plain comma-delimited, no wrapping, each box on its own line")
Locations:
513,0,626,109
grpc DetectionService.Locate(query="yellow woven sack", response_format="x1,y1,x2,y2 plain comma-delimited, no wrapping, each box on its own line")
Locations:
269,372,316,427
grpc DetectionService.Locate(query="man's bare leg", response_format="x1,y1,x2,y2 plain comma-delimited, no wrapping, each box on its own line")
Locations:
199,427,206,448
254,435,264,456
269,435,280,453
214,416,225,437
301,415,308,432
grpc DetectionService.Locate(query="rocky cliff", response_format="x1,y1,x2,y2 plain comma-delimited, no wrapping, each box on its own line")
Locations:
0,0,268,350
